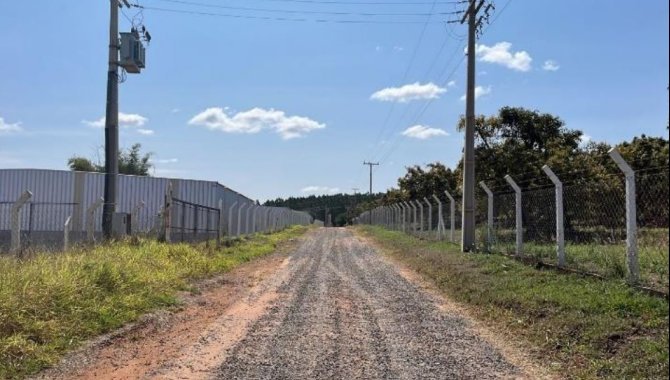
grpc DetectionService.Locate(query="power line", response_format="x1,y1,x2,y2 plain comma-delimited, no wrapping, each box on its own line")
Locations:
133,4,456,23
147,0,462,16
190,0,465,5
367,0,439,168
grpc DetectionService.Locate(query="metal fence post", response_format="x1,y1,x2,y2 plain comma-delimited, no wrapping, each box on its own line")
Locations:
479,182,494,250
11,190,32,255
87,197,104,243
504,175,522,257
432,194,444,240
63,216,72,251
609,148,639,284
444,190,455,242
542,165,565,268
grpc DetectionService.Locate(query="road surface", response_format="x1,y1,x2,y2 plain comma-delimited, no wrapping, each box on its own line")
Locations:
39,228,532,379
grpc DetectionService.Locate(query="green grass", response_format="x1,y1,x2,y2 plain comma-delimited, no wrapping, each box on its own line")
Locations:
0,226,308,379
356,225,669,379
487,228,669,293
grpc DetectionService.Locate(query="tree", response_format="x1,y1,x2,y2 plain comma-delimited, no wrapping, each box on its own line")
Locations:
67,143,153,176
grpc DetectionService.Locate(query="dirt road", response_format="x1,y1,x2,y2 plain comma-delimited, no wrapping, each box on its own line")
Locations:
40,228,534,379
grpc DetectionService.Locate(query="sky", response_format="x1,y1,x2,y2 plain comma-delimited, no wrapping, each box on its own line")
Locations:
0,0,668,202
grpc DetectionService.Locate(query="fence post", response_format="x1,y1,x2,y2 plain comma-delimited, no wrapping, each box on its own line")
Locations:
410,201,417,234
479,182,494,250
444,190,455,242
10,190,32,255
227,201,238,237
237,203,247,237
251,205,259,234
131,200,145,235
542,165,565,268
504,175,522,257
400,202,407,232
217,199,224,247
423,197,432,234
63,216,72,251
609,148,639,284
432,194,444,240
164,183,174,243
87,197,104,243
415,200,424,233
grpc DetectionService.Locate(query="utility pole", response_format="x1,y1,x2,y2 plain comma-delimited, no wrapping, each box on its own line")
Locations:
363,162,379,224
459,0,490,252
103,0,120,239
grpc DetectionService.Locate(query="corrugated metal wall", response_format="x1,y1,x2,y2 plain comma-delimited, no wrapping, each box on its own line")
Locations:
0,169,255,232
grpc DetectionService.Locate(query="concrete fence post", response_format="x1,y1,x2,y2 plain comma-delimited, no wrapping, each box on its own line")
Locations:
131,200,145,235
87,197,104,243
237,203,247,237
479,182,494,250
416,200,424,233
11,190,32,255
432,194,445,240
164,183,174,243
542,165,565,268
444,190,456,243
423,197,432,234
227,201,238,237
246,205,254,235
63,216,72,251
609,148,639,284
410,201,417,234
217,199,224,247
504,175,522,257
400,203,407,232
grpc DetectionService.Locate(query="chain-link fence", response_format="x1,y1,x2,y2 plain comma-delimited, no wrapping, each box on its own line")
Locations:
359,164,668,292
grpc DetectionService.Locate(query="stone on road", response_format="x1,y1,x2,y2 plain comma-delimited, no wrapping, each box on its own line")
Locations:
217,228,520,379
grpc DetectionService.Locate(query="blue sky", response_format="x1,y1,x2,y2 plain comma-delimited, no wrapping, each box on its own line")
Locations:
0,0,668,201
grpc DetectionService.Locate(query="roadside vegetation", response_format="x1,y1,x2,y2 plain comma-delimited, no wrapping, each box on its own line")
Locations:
356,225,669,379
0,226,308,379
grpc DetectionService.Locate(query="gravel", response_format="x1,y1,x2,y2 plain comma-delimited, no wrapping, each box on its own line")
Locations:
216,228,520,379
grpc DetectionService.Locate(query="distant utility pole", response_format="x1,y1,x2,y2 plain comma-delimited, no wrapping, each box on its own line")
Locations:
352,188,360,195
102,0,120,239
363,162,379,195
363,162,379,224
459,0,493,252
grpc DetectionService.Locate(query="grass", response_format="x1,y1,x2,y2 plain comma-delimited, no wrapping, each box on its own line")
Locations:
356,225,669,379
412,227,669,292
0,226,308,379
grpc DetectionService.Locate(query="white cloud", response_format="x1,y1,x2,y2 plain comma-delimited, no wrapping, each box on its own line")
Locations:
375,45,383,52
301,186,341,194
171,108,181,113
0,117,22,134
83,112,148,129
447,80,456,87
401,125,449,140
542,60,560,71
137,129,155,135
580,134,592,147
474,42,532,72
393,46,404,52
460,85,492,101
189,107,325,140
370,82,447,103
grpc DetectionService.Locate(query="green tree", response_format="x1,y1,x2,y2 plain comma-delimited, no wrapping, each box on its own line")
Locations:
67,143,153,176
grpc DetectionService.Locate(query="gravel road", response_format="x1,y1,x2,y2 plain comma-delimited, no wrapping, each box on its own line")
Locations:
216,228,521,379
41,227,528,379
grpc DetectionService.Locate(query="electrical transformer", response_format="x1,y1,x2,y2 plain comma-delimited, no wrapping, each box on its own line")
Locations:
119,32,146,74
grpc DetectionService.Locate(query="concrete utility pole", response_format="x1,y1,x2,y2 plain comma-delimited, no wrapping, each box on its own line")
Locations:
460,0,488,252
363,162,379,224
102,0,120,239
